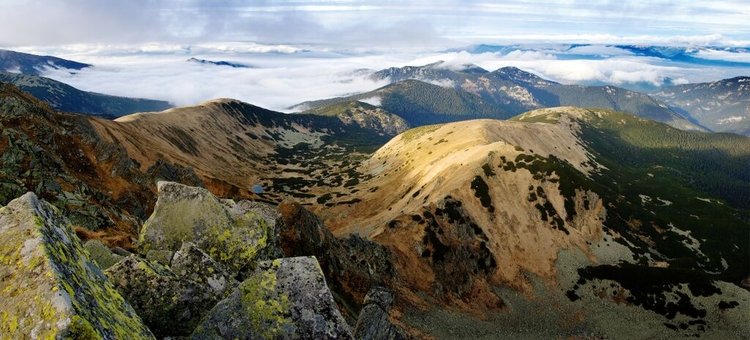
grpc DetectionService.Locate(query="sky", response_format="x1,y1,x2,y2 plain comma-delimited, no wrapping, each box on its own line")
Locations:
1,1,749,110
2,0,750,48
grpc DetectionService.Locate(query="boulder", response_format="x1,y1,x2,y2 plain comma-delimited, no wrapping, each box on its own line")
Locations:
105,254,233,338
139,181,280,278
83,239,124,270
191,256,353,339
354,287,407,340
171,241,237,296
0,192,154,339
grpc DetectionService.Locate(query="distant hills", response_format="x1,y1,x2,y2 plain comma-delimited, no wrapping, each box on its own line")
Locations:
186,57,252,68
0,49,91,75
0,72,171,117
0,49,171,117
298,62,704,131
655,76,750,136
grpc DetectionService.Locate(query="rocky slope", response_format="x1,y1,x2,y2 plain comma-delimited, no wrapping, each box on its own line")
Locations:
298,63,703,131
1,182,404,339
303,100,410,136
0,83,388,246
318,107,750,338
93,98,391,203
0,82,202,249
654,76,750,135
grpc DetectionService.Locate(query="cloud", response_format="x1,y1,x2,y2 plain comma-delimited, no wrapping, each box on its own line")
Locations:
33,42,750,113
359,96,382,106
1,1,750,48
39,46,395,110
693,48,750,63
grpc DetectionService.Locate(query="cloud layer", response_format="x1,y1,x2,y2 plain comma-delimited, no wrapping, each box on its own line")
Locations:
26,43,750,111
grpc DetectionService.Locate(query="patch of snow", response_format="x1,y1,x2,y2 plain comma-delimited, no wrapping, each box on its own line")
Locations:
639,194,652,205
656,197,672,206
669,223,709,262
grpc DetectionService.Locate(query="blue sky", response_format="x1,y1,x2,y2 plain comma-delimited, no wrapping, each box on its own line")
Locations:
1,0,749,47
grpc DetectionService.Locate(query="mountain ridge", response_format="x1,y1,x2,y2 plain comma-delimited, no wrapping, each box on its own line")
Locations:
0,72,172,117
299,63,703,131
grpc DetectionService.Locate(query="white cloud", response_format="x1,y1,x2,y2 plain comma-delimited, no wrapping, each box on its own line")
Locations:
693,48,750,63
565,45,633,57
27,42,750,112
359,96,382,106
38,46,397,111
423,78,455,88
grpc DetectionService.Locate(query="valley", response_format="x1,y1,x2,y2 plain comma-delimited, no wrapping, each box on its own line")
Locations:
0,48,748,339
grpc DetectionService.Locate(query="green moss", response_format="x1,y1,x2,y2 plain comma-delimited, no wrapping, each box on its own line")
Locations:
66,315,100,340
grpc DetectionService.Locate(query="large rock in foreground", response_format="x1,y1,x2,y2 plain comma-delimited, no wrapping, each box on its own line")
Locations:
192,256,353,339
106,248,236,338
138,181,281,277
0,192,154,339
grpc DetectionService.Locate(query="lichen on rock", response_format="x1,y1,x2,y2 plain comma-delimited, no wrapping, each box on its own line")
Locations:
0,192,154,339
105,253,233,338
192,256,353,340
138,181,281,278
171,241,236,296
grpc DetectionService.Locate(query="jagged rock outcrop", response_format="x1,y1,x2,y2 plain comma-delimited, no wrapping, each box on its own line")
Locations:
84,239,124,270
354,287,407,340
191,256,353,339
105,253,235,338
278,201,395,313
0,192,154,339
138,181,281,278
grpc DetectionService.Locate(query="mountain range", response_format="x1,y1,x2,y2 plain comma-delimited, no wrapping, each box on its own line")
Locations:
0,48,749,338
0,50,172,117
1,73,748,337
655,76,750,135
297,62,707,132
0,48,91,75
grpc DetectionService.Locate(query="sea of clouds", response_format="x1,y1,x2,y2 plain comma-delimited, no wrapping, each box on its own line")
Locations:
12,42,750,111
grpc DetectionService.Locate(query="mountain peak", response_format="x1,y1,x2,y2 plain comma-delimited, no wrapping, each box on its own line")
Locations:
492,66,553,85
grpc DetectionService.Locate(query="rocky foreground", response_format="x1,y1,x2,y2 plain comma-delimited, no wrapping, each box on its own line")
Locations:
0,181,404,339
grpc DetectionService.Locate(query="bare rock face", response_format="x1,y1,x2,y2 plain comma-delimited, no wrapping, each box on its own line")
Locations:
105,252,235,338
0,192,154,339
138,181,281,278
191,256,353,340
278,201,394,307
354,287,407,340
